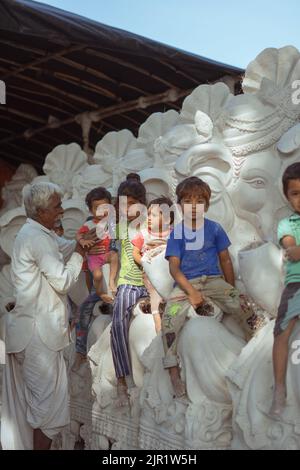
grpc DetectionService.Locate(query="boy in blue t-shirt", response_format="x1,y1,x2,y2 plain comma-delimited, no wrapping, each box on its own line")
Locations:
162,176,263,398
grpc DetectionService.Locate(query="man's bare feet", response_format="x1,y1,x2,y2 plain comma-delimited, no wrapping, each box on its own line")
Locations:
269,385,286,418
71,352,87,372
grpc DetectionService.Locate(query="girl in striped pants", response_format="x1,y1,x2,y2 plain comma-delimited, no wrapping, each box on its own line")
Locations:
111,178,148,406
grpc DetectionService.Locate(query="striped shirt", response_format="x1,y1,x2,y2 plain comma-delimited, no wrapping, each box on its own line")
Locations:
116,223,144,287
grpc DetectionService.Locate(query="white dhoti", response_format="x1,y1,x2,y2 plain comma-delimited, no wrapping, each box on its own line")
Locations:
1,331,69,450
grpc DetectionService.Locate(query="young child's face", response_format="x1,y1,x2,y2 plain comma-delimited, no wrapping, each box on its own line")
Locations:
286,179,300,214
148,205,170,233
91,199,110,220
180,191,207,222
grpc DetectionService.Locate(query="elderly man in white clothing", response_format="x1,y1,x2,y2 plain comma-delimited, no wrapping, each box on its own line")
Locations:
0,182,96,450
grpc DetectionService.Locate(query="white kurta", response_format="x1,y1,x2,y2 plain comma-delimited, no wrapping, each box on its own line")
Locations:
1,218,83,449
6,218,82,353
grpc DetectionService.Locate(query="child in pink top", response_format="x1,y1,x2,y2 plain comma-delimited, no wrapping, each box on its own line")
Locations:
77,187,118,303
132,197,174,333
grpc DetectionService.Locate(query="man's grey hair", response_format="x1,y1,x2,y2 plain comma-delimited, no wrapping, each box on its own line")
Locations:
22,182,63,219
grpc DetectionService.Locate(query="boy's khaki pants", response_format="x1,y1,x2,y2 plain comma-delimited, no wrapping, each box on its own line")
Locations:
161,275,258,368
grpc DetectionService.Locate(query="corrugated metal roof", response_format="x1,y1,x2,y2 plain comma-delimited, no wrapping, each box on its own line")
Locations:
0,0,244,170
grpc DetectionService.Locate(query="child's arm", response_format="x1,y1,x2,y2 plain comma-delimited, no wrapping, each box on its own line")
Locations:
76,226,97,249
131,232,144,266
132,246,143,265
281,235,300,262
218,249,235,286
169,256,203,307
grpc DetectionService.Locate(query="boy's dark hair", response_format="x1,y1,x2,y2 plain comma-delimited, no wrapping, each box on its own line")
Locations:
126,172,141,183
282,162,300,197
148,196,175,225
117,180,146,205
176,176,211,207
85,187,112,210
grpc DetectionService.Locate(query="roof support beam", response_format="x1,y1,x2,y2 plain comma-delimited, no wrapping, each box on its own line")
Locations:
0,87,192,146
1,43,85,80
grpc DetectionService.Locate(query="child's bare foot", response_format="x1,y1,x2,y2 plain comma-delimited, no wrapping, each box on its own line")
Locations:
128,386,139,407
116,383,129,407
71,352,87,372
171,376,187,398
109,284,117,298
169,366,187,398
269,385,286,418
99,293,114,304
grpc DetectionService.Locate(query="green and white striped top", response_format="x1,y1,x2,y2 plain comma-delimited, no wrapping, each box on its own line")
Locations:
116,223,144,287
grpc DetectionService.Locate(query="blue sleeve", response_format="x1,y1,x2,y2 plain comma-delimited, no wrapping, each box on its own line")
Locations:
165,229,182,260
215,223,231,253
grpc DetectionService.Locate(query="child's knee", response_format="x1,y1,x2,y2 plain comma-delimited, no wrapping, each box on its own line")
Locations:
93,269,103,282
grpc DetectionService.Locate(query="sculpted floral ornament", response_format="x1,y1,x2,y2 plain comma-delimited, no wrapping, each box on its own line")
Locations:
137,110,179,150
94,129,138,165
94,129,151,194
180,82,233,126
72,164,112,200
43,143,88,198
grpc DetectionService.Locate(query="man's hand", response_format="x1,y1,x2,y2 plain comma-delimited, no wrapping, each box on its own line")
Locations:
74,242,87,258
78,238,95,249
76,227,98,247
285,246,300,262
188,288,204,308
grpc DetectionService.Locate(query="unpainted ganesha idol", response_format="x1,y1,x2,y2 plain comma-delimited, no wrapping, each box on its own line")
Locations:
222,97,300,312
